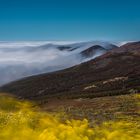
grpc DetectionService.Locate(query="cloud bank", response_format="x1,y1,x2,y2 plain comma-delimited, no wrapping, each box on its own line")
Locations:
0,41,118,85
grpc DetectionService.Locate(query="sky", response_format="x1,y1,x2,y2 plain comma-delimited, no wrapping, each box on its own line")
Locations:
0,0,140,41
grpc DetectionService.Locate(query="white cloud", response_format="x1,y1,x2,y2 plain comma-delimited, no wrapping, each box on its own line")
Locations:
0,40,119,85
0,41,83,85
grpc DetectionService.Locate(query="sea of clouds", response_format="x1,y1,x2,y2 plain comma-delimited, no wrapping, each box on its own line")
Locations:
0,41,78,85
0,41,120,85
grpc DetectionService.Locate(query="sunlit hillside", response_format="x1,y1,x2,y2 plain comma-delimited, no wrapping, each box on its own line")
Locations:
0,94,140,140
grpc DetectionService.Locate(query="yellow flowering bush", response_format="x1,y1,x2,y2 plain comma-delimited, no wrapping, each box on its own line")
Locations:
0,95,140,140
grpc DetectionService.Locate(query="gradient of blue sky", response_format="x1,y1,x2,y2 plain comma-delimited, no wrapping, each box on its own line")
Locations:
0,0,140,41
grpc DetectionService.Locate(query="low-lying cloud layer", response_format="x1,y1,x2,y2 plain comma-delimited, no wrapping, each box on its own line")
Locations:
0,41,117,85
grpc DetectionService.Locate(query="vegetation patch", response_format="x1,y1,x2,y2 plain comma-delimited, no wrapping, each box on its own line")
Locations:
0,94,140,140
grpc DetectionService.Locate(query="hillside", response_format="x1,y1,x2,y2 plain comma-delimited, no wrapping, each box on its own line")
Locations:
0,42,140,101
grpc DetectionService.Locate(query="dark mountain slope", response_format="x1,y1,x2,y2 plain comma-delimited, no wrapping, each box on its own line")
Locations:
80,45,106,58
0,42,140,100
80,44,117,59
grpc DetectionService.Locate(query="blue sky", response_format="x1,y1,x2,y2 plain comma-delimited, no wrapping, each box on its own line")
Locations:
0,0,140,41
